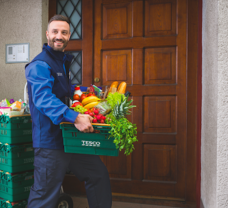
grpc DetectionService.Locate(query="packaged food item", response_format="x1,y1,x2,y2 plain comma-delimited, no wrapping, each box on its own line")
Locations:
74,86,82,96
108,81,118,93
10,99,15,104
0,107,11,115
10,101,22,111
24,102,30,114
10,109,24,116
0,99,26,116
94,101,111,115
117,82,127,94
92,85,102,98
0,99,11,107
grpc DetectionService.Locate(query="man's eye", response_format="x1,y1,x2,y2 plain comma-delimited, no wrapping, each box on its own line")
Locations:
53,31,58,34
63,32,67,35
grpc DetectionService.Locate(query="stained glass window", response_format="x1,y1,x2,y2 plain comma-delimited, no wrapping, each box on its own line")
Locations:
57,0,82,39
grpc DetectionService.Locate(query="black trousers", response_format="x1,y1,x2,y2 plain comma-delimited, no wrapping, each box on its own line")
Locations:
27,148,112,208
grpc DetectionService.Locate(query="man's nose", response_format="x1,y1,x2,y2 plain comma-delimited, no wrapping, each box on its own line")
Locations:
56,32,63,39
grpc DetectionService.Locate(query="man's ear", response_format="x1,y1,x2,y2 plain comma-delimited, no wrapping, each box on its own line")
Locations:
46,31,49,39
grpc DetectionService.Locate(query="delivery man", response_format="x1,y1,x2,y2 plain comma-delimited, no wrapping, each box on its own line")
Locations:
25,15,112,208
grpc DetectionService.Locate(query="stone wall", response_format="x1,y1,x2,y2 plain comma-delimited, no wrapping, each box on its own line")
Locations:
202,0,228,207
0,0,48,101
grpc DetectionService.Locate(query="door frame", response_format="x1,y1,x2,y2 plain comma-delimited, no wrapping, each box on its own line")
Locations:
197,0,203,208
47,0,202,207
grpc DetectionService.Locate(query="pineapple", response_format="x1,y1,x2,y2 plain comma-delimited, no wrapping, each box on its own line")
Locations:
113,95,136,119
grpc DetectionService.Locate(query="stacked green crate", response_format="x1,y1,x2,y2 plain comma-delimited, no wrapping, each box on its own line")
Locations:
0,115,32,144
0,143,34,173
0,198,27,208
0,170,33,202
0,115,33,205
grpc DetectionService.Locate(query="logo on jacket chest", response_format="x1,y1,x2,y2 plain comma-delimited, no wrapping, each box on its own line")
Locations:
57,72,63,76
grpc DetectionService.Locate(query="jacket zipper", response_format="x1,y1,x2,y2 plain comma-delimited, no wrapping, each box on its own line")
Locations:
63,54,71,98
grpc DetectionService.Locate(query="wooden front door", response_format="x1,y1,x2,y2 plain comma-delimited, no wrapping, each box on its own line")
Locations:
49,0,197,204
94,0,187,199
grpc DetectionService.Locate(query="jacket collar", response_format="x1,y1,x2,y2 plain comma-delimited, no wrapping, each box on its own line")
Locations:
43,43,73,62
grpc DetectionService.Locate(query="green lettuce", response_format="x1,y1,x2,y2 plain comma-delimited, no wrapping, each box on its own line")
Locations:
106,92,125,109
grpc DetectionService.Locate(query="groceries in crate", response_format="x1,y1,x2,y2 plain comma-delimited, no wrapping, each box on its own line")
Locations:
69,81,138,155
0,99,28,116
70,82,129,117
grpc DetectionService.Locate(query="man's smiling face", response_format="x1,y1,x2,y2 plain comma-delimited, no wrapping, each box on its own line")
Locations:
46,20,71,52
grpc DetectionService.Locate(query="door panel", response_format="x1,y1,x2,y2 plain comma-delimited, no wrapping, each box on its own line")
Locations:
145,0,177,36
144,47,176,84
102,50,132,85
144,96,176,133
143,144,176,182
105,152,132,179
102,2,132,39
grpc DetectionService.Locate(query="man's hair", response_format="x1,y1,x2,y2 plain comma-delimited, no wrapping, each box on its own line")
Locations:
47,15,70,30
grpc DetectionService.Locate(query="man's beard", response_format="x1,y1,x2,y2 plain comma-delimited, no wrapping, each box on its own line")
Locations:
48,37,68,52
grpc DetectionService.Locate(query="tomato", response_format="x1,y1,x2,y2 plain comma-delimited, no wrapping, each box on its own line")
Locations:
73,94,80,101
88,92,95,97
71,102,83,107
80,94,87,102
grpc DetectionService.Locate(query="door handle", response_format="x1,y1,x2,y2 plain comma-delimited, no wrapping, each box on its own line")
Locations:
94,77,100,83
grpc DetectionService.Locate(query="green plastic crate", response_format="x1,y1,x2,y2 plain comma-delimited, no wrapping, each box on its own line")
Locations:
0,198,27,208
0,136,33,145
0,170,33,202
0,170,34,188
0,115,32,130
60,123,119,157
0,143,34,173
0,129,32,138
0,190,30,203
0,143,34,159
0,115,32,144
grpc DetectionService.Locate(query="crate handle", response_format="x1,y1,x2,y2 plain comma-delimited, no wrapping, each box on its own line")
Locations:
0,172,9,181
11,171,31,180
0,115,9,124
0,144,8,152
0,115,6,123
1,201,7,207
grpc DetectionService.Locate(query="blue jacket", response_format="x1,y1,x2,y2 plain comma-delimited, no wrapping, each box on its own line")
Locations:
25,44,79,149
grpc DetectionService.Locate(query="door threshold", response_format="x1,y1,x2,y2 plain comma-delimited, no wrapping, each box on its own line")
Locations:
113,192,185,201
112,193,196,208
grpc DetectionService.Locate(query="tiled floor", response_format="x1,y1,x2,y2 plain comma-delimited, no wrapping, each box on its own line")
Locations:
71,196,178,208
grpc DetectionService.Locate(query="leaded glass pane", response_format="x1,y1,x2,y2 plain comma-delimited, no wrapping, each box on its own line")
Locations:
66,51,82,85
56,0,82,39
64,1,74,15
76,0,81,15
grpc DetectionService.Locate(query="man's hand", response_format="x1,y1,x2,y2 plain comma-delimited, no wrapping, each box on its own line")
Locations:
74,114,94,133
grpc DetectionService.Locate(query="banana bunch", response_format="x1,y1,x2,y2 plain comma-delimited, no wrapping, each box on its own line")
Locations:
82,96,101,109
